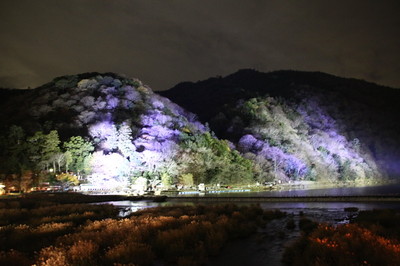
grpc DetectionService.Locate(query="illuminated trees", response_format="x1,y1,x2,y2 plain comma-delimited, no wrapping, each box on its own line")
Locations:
63,136,94,175
2,71,387,191
44,131,61,156
56,173,79,188
180,173,194,187
89,152,130,189
217,95,381,184
106,95,119,110
51,152,65,172
27,130,61,171
123,86,141,102
80,96,95,107
78,111,96,125
116,123,136,159
0,128,67,190
89,121,137,159
177,132,255,185
2,73,259,191
238,134,258,152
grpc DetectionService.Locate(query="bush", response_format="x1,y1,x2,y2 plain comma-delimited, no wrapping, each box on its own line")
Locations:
283,223,400,265
0,202,284,265
105,242,154,265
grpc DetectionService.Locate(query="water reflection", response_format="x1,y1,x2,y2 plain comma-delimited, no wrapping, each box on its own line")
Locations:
104,198,400,223
257,201,400,224
104,200,194,217
100,184,400,220
212,183,400,197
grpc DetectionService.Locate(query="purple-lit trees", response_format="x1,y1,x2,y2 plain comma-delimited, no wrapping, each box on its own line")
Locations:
10,72,385,192
117,123,136,159
1,73,259,192
106,95,119,110
231,95,381,184
80,96,95,107
89,151,130,190
237,134,258,152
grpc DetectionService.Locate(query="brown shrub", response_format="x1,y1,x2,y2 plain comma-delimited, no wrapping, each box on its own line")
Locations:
67,240,99,265
1,203,283,265
105,242,154,265
36,246,68,266
283,223,400,265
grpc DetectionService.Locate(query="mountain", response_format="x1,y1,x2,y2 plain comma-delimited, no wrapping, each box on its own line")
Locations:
0,73,255,192
1,70,399,193
160,69,400,181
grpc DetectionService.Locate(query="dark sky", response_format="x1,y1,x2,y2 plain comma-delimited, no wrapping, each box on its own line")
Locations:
1,0,399,90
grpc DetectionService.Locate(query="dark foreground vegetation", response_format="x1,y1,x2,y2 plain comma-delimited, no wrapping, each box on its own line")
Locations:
283,209,400,265
1,193,400,265
0,196,284,265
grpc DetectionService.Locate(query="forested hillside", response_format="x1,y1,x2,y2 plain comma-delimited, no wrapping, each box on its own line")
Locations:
160,69,400,182
1,70,399,193
0,73,254,193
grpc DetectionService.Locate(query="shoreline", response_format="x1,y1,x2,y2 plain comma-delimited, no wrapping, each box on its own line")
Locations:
2,180,399,205
159,179,400,197
167,195,400,202
245,179,399,192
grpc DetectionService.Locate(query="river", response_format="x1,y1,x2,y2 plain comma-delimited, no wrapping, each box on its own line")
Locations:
102,183,400,265
106,182,400,222
203,182,400,197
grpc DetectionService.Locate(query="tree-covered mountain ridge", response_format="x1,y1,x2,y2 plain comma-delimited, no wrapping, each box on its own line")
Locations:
0,73,254,192
160,69,400,183
0,70,399,193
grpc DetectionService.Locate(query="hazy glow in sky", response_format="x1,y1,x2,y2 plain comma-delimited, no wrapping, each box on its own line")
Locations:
0,0,399,90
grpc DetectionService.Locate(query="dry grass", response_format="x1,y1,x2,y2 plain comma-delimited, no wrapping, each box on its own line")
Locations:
283,209,400,265
0,201,283,265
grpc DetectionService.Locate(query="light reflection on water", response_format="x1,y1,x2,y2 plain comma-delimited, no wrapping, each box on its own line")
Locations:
257,201,400,224
101,184,400,221
105,199,400,224
208,183,400,197
104,200,194,217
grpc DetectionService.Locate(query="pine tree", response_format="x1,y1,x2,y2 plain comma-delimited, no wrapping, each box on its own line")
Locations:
63,136,94,175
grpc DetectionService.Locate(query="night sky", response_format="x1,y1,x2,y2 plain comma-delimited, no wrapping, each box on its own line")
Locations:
1,0,399,90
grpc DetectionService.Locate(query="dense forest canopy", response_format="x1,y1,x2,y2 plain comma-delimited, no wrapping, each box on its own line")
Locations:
0,73,254,193
1,70,399,193
161,69,400,180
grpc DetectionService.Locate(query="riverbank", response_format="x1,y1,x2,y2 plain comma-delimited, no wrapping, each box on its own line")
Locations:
167,195,400,202
160,179,400,197
0,192,166,206
275,179,399,191
2,179,399,206
2,191,400,265
3,190,399,207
